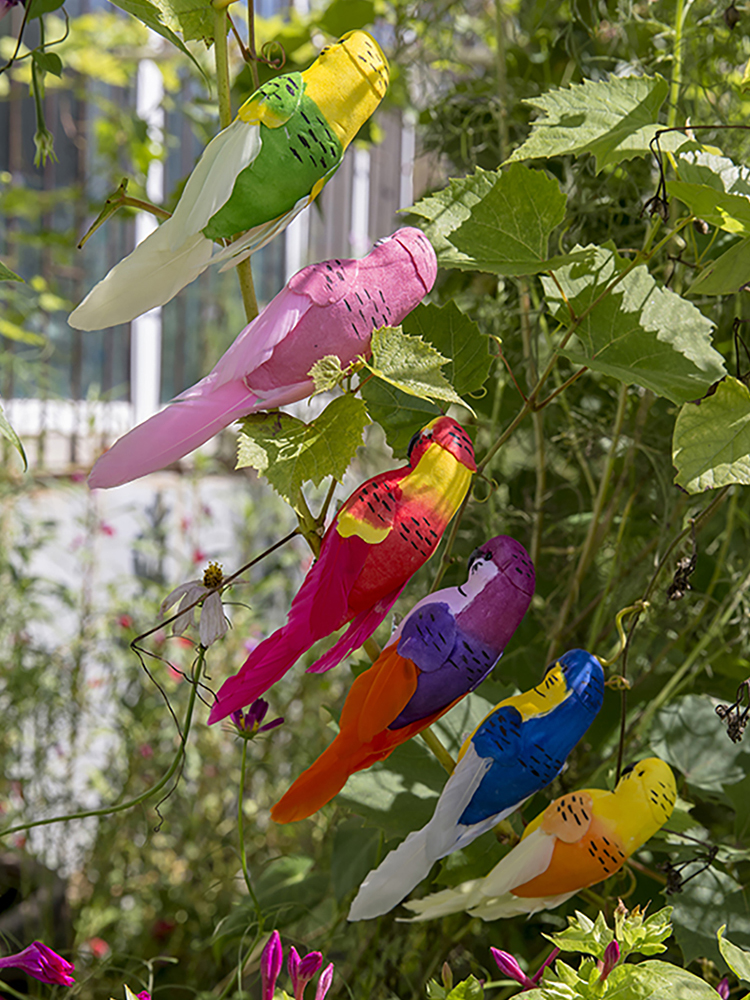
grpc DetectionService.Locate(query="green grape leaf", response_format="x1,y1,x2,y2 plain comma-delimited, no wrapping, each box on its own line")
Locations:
506,75,685,171
671,867,750,969
27,0,66,17
308,354,350,394
363,326,467,409
0,404,28,472
542,244,726,403
670,150,750,235
235,394,369,505
360,378,440,458
672,377,750,493
718,925,750,984
403,301,492,396
689,237,750,296
615,906,673,959
0,261,22,282
448,164,590,275
446,976,484,1000
648,694,750,791
407,169,497,267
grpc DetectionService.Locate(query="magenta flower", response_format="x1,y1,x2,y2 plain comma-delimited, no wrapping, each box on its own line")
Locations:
137,993,152,1000
0,0,23,20
0,941,75,986
491,946,560,993
230,698,284,739
288,945,323,1000
261,931,284,1000
598,940,620,983
314,963,334,1000
717,978,730,999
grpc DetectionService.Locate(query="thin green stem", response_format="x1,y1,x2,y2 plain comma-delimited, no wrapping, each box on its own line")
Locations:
420,728,455,774
0,650,205,838
237,258,260,322
213,5,232,129
238,739,263,924
494,0,508,160
668,0,688,129
247,0,259,89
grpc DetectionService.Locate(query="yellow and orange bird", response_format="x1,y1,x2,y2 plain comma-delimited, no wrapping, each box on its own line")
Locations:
69,31,389,331
402,757,676,921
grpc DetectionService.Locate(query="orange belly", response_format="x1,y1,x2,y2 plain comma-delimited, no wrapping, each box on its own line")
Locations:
513,830,628,898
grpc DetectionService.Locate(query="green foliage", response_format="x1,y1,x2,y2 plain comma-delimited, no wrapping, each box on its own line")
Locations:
236,394,369,504
542,245,726,404
0,261,22,282
718,924,750,984
0,404,27,470
403,301,492,397
362,325,467,408
506,75,678,172
673,378,750,493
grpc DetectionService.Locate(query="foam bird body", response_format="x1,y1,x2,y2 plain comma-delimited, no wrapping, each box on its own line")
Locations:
402,757,676,922
347,649,605,921
69,31,389,331
87,228,436,489
270,535,536,824
207,417,476,724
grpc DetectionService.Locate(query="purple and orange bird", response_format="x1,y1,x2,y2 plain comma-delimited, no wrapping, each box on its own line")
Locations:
207,416,477,724
87,227,437,489
270,536,535,824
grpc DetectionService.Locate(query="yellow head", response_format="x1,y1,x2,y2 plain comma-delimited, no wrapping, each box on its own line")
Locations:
301,30,390,148
616,757,677,829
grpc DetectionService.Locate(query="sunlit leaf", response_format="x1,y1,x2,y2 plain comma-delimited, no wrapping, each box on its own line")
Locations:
671,867,750,969
448,164,591,275
0,260,22,282
363,325,467,408
236,394,369,505
407,168,496,267
308,354,350,394
106,0,207,75
718,925,750,984
672,377,750,493
542,244,726,403
506,75,686,171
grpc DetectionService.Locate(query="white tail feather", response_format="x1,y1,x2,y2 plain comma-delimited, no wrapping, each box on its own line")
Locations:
347,828,433,922
469,889,577,922
476,827,554,898
401,879,485,921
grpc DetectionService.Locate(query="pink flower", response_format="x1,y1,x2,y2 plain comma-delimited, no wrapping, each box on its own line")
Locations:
100,522,116,536
118,614,134,629
491,949,534,990
137,992,151,1000
261,931,283,1000
0,942,75,986
717,978,730,999
314,963,334,1000
85,937,110,960
598,940,620,983
288,946,323,1000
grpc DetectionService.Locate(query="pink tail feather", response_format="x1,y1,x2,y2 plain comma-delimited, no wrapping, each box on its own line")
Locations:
88,380,260,489
207,623,309,724
305,586,405,674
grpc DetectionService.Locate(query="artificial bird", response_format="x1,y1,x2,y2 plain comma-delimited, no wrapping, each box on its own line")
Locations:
271,535,535,824
69,30,389,331
347,649,605,920
87,228,436,488
207,416,476,724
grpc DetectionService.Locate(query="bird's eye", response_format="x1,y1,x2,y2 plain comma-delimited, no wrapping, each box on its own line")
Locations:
621,762,636,776
467,547,490,573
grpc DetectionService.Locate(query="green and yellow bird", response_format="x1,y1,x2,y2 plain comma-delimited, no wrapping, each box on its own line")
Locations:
69,31,389,331
402,757,676,921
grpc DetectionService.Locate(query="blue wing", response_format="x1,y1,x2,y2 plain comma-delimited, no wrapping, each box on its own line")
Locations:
396,601,457,671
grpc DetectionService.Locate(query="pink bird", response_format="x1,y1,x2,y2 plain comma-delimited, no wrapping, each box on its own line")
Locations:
88,228,437,489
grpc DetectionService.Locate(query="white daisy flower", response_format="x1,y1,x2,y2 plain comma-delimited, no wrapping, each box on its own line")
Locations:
161,561,228,648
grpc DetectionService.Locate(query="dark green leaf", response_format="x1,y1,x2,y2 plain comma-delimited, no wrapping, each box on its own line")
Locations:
648,694,750,791
27,0,66,18
506,75,683,172
330,821,382,903
449,164,591,276
543,244,726,403
317,0,375,37
235,394,369,505
673,377,750,493
403,301,492,396
361,377,441,457
671,866,750,969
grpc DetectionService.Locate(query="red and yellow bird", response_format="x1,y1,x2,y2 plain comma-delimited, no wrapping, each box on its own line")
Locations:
208,416,476,724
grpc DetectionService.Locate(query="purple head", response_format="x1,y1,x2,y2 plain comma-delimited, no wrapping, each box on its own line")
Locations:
454,535,535,647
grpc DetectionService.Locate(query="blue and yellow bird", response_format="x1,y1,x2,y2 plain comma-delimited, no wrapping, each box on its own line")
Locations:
402,757,676,922
348,649,605,921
